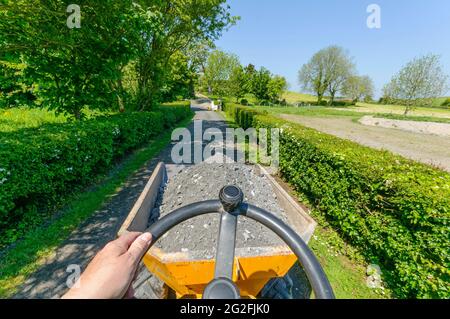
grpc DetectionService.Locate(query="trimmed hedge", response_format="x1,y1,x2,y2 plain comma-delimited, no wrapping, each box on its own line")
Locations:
224,103,450,298
0,103,191,245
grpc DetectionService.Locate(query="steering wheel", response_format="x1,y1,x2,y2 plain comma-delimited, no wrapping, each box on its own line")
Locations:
143,185,335,299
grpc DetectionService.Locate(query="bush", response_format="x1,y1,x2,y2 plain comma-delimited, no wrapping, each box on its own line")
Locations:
331,100,355,107
0,103,191,247
441,98,450,107
240,98,249,106
223,103,450,299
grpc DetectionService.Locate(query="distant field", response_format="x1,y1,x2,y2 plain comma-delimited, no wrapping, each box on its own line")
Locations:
433,97,450,107
282,91,318,104
353,102,450,119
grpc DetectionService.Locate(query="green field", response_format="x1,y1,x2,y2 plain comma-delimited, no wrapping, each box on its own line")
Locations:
0,108,66,132
281,91,318,104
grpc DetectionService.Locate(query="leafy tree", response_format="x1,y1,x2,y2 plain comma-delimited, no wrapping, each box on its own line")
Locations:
251,67,272,102
161,52,196,102
267,75,288,103
382,54,448,115
324,46,355,105
299,45,355,105
0,58,36,108
0,0,236,117
203,49,240,97
0,0,144,119
228,65,249,101
134,0,237,109
343,75,374,102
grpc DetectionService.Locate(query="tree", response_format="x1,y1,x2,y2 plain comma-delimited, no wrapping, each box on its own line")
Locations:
251,67,272,102
228,65,249,101
267,75,288,103
343,75,374,102
324,46,355,105
160,51,196,102
299,45,355,105
0,0,237,117
133,0,237,110
0,0,141,119
382,54,448,115
203,50,240,97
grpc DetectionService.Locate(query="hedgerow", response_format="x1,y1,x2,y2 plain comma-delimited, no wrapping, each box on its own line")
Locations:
0,103,191,247
224,103,450,299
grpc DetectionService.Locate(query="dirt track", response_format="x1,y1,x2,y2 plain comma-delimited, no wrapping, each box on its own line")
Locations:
278,114,450,172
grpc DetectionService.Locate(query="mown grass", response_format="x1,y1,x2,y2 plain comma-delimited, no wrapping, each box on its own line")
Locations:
247,104,450,124
0,114,193,298
281,91,318,104
0,107,117,132
373,113,450,124
0,107,66,132
354,102,450,118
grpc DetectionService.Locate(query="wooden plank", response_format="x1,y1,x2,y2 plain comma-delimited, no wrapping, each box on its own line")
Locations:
118,162,166,236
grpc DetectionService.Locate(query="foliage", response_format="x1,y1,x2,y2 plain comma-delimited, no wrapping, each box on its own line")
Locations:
441,98,450,107
250,67,272,102
0,112,194,298
224,103,450,299
0,103,192,248
0,59,36,108
267,75,288,103
299,46,355,104
343,75,374,102
203,49,240,97
382,54,449,115
228,65,249,101
0,1,236,117
160,52,196,102
0,0,145,119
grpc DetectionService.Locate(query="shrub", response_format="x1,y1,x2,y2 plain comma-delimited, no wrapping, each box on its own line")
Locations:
331,100,355,107
240,98,249,106
223,103,450,299
441,98,450,107
0,103,191,247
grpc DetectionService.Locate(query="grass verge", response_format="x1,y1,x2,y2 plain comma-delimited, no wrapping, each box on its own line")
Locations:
0,114,193,298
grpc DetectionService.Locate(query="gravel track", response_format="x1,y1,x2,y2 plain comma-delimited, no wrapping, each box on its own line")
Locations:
154,162,288,257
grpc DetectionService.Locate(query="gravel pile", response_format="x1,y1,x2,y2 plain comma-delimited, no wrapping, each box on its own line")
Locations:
152,162,288,259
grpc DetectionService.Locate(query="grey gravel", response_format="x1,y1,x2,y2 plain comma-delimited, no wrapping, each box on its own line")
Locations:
153,162,288,258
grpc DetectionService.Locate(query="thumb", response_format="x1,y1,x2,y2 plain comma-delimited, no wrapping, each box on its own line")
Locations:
127,232,152,262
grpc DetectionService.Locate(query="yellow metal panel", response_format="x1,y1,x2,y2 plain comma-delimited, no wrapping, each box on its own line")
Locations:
143,249,298,298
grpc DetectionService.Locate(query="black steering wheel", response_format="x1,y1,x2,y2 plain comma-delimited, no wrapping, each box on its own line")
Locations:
143,185,335,299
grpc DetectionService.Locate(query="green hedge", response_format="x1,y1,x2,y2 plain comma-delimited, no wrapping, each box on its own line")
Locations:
0,103,191,246
224,103,450,298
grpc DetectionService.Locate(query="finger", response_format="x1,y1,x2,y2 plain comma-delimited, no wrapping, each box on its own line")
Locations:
127,232,152,262
111,232,142,253
123,285,136,299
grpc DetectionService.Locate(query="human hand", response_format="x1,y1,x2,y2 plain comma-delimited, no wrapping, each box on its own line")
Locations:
62,232,152,299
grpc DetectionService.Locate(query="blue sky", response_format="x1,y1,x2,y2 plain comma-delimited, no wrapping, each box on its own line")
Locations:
215,0,450,97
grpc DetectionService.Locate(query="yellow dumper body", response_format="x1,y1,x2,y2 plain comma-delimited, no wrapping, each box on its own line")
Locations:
143,246,297,298
119,163,316,299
